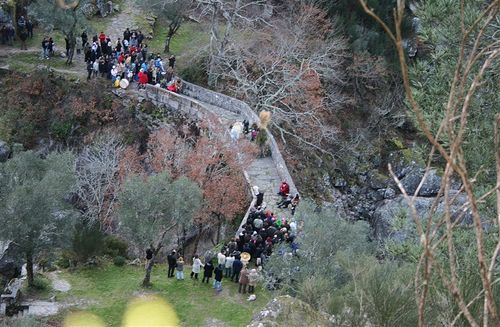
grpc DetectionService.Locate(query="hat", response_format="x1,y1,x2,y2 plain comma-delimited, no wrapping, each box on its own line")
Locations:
112,65,116,68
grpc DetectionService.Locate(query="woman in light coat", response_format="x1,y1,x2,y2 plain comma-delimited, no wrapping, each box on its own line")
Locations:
190,254,204,280
248,269,260,293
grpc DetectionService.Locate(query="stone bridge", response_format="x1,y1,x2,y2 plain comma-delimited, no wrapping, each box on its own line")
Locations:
142,83,298,235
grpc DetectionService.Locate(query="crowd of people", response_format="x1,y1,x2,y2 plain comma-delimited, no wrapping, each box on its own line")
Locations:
1,15,33,49
155,180,299,295
81,28,181,93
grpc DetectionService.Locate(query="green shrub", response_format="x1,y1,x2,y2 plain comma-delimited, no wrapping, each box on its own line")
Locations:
103,235,128,258
56,250,77,269
113,255,126,267
72,220,104,262
30,275,50,291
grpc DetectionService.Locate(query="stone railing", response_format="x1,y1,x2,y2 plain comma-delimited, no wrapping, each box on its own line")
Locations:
182,82,298,196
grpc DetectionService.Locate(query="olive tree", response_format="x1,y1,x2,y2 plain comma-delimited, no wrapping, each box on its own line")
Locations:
29,0,90,64
0,150,77,286
118,172,202,286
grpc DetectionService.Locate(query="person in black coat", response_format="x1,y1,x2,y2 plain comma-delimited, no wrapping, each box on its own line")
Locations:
202,260,214,283
213,265,223,291
231,255,243,283
145,245,154,269
167,250,177,278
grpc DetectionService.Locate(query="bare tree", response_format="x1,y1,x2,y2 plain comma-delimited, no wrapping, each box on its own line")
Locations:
360,0,500,325
75,135,123,230
214,3,347,155
195,0,269,86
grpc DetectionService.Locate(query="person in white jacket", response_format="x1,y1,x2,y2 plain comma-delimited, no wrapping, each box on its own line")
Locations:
190,254,204,280
217,250,226,268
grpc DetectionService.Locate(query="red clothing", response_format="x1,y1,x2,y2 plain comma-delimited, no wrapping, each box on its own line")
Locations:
99,33,106,44
279,182,290,195
118,54,125,64
167,83,177,93
138,71,148,85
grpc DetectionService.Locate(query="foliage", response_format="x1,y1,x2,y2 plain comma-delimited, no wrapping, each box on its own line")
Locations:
29,275,51,291
118,172,202,249
409,0,499,191
29,0,91,63
102,235,128,258
265,202,374,310
317,0,412,55
0,150,77,285
138,0,191,53
72,219,105,263
113,255,126,266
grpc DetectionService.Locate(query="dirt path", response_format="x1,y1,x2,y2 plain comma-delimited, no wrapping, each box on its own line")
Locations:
106,0,144,42
48,271,71,292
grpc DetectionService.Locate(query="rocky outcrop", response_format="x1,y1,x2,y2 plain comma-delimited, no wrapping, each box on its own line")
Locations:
373,192,472,240
0,241,23,289
0,140,9,162
247,295,334,327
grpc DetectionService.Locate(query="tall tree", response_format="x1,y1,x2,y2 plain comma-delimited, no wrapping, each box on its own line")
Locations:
0,150,77,286
118,172,202,286
29,0,90,64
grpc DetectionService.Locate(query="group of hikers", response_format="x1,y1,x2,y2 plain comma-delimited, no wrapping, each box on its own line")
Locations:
81,28,182,93
0,15,33,49
147,180,299,295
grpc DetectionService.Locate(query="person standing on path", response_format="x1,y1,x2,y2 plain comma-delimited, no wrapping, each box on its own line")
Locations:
168,55,176,69
190,254,204,280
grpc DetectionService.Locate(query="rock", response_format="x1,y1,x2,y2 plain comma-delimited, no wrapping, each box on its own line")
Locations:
387,150,418,179
373,193,473,240
0,140,10,162
400,168,442,197
384,187,396,199
0,241,23,289
247,295,335,327
367,170,389,190
81,3,98,18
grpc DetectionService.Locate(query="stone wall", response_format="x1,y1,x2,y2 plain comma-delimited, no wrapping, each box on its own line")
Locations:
182,82,298,196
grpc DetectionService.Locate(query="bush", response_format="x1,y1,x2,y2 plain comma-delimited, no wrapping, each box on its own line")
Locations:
72,220,104,263
113,256,126,267
103,235,128,258
30,275,50,291
56,250,77,269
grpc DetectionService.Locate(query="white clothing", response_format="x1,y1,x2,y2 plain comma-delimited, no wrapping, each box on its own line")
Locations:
217,253,226,266
192,258,204,273
225,256,234,269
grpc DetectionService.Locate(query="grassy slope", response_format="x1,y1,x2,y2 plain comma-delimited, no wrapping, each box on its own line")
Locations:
58,264,271,327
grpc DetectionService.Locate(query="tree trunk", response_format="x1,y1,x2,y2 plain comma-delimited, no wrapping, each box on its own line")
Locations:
26,252,34,287
191,224,203,258
164,36,171,53
142,252,156,287
216,218,222,245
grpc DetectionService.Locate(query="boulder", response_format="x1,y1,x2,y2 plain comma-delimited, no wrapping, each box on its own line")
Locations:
81,3,98,18
400,168,442,197
0,140,10,162
0,241,23,289
373,193,473,241
247,295,335,327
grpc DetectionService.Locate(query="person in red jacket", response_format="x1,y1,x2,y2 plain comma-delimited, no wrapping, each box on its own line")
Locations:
98,31,106,44
278,181,290,196
138,69,148,88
